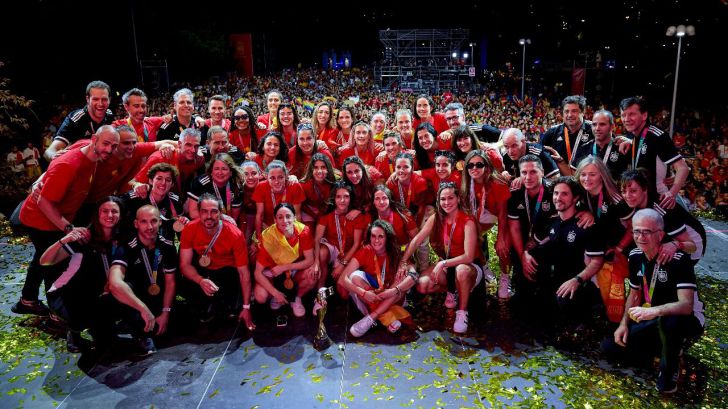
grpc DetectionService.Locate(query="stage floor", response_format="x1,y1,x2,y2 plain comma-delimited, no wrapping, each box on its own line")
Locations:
1,219,726,409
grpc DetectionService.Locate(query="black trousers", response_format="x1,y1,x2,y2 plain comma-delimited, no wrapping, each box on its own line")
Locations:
180,266,241,317
21,227,65,301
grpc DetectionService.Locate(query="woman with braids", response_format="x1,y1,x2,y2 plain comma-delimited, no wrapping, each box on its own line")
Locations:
287,122,335,179
253,203,316,318
402,182,482,334
340,220,418,337
341,156,376,216
312,181,368,302
460,150,512,298
186,153,243,225
300,153,337,230
40,196,125,352
229,105,257,154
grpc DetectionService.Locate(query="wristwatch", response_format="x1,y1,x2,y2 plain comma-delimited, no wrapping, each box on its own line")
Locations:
64,224,75,233
162,307,172,312
575,275,585,285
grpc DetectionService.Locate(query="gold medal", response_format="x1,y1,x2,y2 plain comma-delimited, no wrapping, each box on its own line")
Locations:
199,255,211,267
148,283,161,296
642,302,651,308
173,219,185,232
284,272,294,290
456,160,464,171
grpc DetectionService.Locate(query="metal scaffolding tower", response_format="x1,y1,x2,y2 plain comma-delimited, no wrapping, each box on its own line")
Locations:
375,29,471,93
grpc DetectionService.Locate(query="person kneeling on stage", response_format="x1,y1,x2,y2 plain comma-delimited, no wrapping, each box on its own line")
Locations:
179,193,254,329
339,220,418,337
253,203,316,318
402,181,482,334
602,208,704,394
108,205,177,356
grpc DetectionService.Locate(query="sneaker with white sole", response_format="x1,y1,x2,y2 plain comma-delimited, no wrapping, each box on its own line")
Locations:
498,274,513,299
453,310,468,333
444,291,458,309
482,265,496,283
270,297,283,310
291,299,305,317
350,315,376,337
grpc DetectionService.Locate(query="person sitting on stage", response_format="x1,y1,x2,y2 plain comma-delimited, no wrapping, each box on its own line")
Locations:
402,182,482,333
602,208,704,394
340,220,418,337
253,203,316,318
40,197,124,353
252,160,306,240
108,205,178,356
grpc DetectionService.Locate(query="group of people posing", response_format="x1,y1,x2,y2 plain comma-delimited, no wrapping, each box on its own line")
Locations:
11,82,707,394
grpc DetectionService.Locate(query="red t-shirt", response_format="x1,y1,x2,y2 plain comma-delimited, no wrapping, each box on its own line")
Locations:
386,173,431,209
134,149,205,191
287,147,335,179
352,245,394,288
251,180,306,226
430,210,475,259
374,155,397,181
229,129,256,154
257,225,314,268
180,219,248,270
377,211,417,247
301,180,332,220
20,148,96,231
205,118,231,132
112,117,165,142
413,112,449,136
256,113,274,139
67,140,157,203
317,211,368,253
338,144,384,167
467,179,511,224
422,168,462,192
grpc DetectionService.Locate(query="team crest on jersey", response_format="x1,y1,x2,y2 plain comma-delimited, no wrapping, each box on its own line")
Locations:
541,201,550,212
641,143,647,154
567,230,576,242
657,269,668,282
557,136,563,142
609,151,619,162
517,204,525,210
601,203,609,213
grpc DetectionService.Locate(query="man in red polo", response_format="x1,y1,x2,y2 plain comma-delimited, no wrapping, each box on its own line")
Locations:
113,88,166,142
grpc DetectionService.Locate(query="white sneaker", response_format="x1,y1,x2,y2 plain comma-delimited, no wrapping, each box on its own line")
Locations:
498,274,512,299
291,299,306,317
312,300,323,316
270,297,283,310
350,315,376,337
453,310,468,333
483,264,496,283
444,291,458,309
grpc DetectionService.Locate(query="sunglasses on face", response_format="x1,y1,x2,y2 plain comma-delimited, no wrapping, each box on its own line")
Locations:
466,162,486,170
234,114,249,120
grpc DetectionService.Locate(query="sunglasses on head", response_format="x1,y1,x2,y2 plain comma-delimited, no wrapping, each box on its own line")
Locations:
234,114,249,120
466,162,486,170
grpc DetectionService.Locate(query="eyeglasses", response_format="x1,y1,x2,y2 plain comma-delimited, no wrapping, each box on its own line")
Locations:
234,114,249,120
466,162,486,170
632,229,662,237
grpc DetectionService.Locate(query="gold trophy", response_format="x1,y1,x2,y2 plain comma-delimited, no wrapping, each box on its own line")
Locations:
313,286,335,351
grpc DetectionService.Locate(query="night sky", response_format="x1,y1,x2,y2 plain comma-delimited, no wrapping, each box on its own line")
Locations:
2,0,727,109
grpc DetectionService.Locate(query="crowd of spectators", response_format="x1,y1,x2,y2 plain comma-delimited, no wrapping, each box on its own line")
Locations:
3,66,727,218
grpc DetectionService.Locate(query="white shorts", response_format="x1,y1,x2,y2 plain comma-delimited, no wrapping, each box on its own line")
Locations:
319,240,341,265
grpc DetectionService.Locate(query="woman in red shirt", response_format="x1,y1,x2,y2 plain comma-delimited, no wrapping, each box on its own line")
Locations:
461,150,512,298
421,150,461,193
229,105,257,155
256,90,282,138
312,101,338,148
412,94,449,136
394,109,415,149
239,161,262,243
274,102,300,148
325,106,355,156
249,131,288,176
300,153,336,229
252,160,305,240
374,131,409,183
288,123,335,179
313,182,367,300
342,156,376,216
402,182,481,333
338,121,384,168
253,203,316,318
413,122,451,171
372,185,418,249
339,219,418,336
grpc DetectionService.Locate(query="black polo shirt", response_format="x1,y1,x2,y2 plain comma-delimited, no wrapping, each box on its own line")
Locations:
502,143,560,180
535,215,605,282
581,192,629,247
55,107,115,146
112,235,177,311
53,240,123,296
187,175,243,213
121,191,185,241
507,182,557,243
628,248,704,326
540,122,594,168
626,124,682,192
573,138,631,182
156,115,201,142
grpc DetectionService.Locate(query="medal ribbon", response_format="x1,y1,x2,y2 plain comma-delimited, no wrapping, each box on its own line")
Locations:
212,182,231,214
631,127,649,169
443,217,457,258
334,213,346,253
127,117,149,142
641,262,660,306
140,247,161,286
201,220,224,259
271,187,287,208
587,190,604,219
398,180,412,207
594,139,614,165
